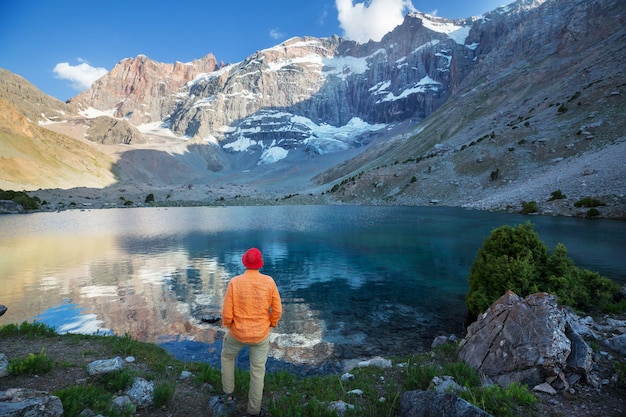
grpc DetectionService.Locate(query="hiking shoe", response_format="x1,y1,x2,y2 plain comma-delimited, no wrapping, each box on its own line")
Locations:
247,406,268,416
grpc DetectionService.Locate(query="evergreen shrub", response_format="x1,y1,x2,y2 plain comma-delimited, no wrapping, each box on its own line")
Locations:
466,223,621,315
574,197,605,208
521,201,538,214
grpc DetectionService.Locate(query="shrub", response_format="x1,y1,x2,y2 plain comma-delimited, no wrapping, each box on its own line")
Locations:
153,381,176,408
0,321,57,337
586,208,600,218
548,190,566,201
9,348,54,375
0,189,39,210
54,385,114,417
145,193,155,203
574,197,605,208
521,201,538,214
466,223,621,315
489,169,499,181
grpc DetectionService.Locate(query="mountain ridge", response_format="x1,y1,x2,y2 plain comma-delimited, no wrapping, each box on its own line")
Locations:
0,0,624,218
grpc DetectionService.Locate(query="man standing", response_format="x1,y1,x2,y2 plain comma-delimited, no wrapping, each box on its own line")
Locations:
220,248,282,416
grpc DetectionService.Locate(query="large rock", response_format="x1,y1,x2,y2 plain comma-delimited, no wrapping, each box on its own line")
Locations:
86,356,125,376
457,291,594,387
399,390,492,417
0,388,63,417
125,377,154,409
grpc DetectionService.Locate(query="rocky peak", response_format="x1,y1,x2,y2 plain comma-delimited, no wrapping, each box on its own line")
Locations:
71,53,218,125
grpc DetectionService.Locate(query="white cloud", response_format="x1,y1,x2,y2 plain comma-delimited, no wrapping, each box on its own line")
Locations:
269,28,285,40
53,58,108,91
335,0,416,43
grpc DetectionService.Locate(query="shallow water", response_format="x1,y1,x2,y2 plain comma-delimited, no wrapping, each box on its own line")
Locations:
1,205,624,374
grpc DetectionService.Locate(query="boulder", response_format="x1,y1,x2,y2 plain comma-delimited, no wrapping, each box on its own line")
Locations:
86,356,125,376
604,334,626,355
0,388,63,417
457,291,592,387
125,377,154,409
398,391,492,417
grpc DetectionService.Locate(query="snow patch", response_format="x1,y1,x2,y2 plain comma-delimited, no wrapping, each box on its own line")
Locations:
79,107,116,118
412,14,471,45
260,146,289,164
378,76,441,103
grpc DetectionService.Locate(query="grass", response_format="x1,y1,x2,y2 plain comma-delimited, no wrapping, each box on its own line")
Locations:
8,348,54,375
2,321,541,417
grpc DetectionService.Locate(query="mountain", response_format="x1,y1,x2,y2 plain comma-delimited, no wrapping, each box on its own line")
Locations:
0,70,117,191
0,0,624,217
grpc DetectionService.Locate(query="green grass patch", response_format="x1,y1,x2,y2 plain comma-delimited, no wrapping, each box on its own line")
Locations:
9,348,54,375
0,321,58,337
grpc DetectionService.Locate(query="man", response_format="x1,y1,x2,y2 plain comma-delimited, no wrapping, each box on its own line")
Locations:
220,248,282,416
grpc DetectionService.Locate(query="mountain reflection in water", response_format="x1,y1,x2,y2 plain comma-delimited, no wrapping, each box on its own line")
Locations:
1,206,624,375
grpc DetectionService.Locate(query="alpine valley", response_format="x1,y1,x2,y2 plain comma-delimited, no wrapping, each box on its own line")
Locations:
1,0,624,217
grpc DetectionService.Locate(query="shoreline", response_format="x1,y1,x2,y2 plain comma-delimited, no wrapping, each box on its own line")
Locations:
2,184,625,220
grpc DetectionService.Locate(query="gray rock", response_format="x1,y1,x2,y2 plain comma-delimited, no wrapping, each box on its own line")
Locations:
0,305,7,317
458,291,571,387
431,376,465,394
125,377,154,409
0,354,7,378
533,382,557,395
0,202,23,214
86,356,125,376
399,390,492,417
0,388,63,417
565,325,593,374
604,334,626,355
111,395,136,413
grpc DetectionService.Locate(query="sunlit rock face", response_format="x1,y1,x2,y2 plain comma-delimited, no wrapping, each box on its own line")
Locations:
72,54,219,126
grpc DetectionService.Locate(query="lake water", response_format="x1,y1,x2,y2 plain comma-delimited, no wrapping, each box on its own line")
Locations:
1,205,624,375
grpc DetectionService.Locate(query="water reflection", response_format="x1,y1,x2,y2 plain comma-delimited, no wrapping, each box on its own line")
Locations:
1,206,625,374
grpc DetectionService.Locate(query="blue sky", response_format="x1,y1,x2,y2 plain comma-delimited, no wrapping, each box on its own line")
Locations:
0,0,506,102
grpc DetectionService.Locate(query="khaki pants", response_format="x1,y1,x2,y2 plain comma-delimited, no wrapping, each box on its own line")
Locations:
221,331,270,415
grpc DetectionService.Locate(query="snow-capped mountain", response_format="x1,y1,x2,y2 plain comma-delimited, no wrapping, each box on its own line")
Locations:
69,9,483,167
1,0,624,216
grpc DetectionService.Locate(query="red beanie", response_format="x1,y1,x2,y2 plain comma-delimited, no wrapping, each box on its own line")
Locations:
242,248,264,269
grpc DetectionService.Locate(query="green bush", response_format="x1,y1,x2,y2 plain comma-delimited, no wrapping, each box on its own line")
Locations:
548,190,566,201
574,197,605,208
0,321,57,337
0,189,39,210
153,382,176,408
145,193,155,203
9,348,54,375
466,223,621,315
521,201,538,214
586,208,600,218
54,385,115,417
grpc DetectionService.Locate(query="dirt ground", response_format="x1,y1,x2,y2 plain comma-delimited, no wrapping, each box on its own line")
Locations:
1,332,626,417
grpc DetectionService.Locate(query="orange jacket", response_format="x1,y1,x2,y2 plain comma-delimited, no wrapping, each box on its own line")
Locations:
221,269,282,344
